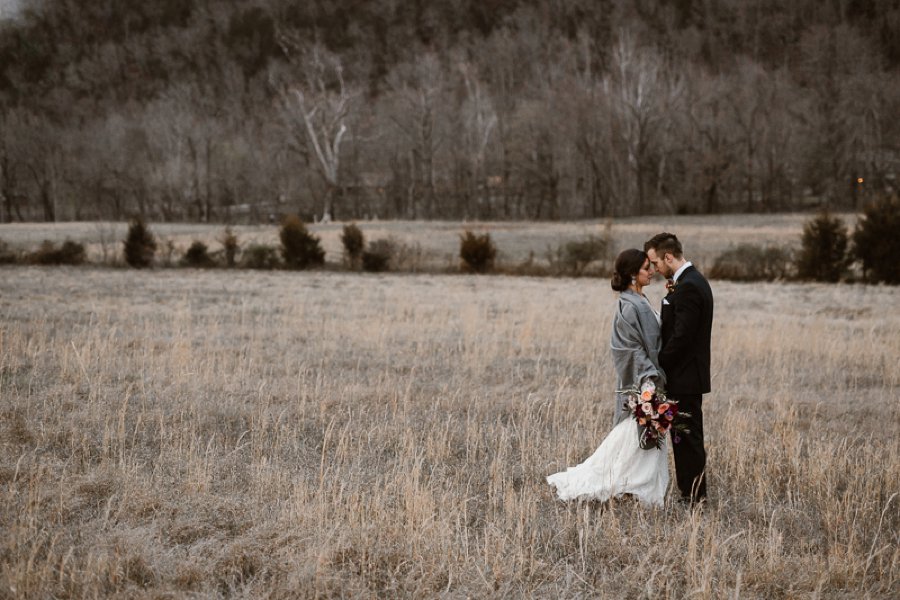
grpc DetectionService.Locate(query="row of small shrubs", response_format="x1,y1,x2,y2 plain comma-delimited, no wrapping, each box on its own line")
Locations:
545,235,611,277
117,217,429,272
339,224,610,275
124,217,511,273
709,245,794,281
6,195,893,283
0,238,87,265
0,218,619,278
120,217,326,270
126,218,606,275
339,223,393,272
709,194,900,284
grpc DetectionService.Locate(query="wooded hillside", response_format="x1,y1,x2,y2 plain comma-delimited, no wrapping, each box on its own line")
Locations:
1,0,898,222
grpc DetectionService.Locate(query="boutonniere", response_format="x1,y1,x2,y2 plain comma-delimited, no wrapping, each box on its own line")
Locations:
665,278,676,294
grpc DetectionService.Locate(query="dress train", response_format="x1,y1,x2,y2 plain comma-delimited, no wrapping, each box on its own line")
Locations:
547,418,668,507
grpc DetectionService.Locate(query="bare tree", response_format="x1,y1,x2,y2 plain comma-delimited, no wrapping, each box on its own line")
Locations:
721,61,771,212
384,52,447,218
66,114,135,220
603,34,684,215
844,73,900,206
143,93,201,221
561,32,618,218
458,61,498,219
757,69,804,212
13,112,65,222
683,71,739,214
476,26,538,219
275,43,356,221
0,109,26,222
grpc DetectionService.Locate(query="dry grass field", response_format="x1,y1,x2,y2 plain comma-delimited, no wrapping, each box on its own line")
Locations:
1,217,897,599
0,213,855,270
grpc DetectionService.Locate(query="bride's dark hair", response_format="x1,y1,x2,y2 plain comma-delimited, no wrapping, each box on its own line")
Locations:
611,249,648,292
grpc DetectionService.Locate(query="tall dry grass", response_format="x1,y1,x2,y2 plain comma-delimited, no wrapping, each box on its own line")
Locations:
1,266,897,598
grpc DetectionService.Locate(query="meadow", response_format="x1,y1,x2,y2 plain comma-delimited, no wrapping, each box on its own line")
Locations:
1,216,897,599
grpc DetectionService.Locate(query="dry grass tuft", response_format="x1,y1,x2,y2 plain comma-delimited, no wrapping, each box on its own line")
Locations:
0,260,897,598
215,541,266,592
4,411,34,446
122,554,156,587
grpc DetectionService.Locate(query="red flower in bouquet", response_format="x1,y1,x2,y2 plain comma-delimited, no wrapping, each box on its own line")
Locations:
617,380,689,450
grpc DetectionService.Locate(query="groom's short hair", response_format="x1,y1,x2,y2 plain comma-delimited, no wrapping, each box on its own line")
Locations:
644,233,683,258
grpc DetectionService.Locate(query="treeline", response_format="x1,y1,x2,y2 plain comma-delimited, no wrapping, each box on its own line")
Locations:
1,0,899,223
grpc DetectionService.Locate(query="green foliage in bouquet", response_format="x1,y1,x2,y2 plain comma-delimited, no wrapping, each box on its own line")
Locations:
617,381,689,450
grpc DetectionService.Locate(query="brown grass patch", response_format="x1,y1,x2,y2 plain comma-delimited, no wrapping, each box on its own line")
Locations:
0,263,897,598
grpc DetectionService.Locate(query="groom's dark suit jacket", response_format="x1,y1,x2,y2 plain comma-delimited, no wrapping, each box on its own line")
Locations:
660,265,714,395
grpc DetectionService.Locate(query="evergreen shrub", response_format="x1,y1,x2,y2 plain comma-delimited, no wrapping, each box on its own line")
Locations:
459,231,496,273
123,218,157,268
279,215,324,269
853,195,900,284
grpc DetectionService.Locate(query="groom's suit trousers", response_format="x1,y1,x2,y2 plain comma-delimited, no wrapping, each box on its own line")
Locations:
672,393,707,502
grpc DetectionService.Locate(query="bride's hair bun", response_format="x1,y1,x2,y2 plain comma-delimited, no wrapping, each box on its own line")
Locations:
610,249,648,292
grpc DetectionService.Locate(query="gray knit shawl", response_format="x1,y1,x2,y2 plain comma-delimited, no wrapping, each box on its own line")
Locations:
610,290,666,427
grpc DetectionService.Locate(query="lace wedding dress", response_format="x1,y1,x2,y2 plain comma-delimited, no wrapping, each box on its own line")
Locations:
546,419,669,507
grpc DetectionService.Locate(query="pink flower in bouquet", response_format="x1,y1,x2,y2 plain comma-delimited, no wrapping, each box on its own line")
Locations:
617,381,689,450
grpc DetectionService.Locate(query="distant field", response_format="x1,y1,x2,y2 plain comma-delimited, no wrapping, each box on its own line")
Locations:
1,266,896,598
0,213,858,270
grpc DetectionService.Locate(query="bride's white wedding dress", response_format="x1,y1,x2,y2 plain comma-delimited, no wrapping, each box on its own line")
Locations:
547,286,670,507
546,416,669,507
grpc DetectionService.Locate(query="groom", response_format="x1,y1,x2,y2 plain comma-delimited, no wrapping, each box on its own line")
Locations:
644,233,713,505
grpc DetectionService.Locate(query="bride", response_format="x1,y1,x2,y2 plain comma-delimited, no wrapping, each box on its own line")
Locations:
547,249,669,507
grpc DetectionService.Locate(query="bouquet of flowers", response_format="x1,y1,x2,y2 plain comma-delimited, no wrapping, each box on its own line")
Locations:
617,380,687,450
